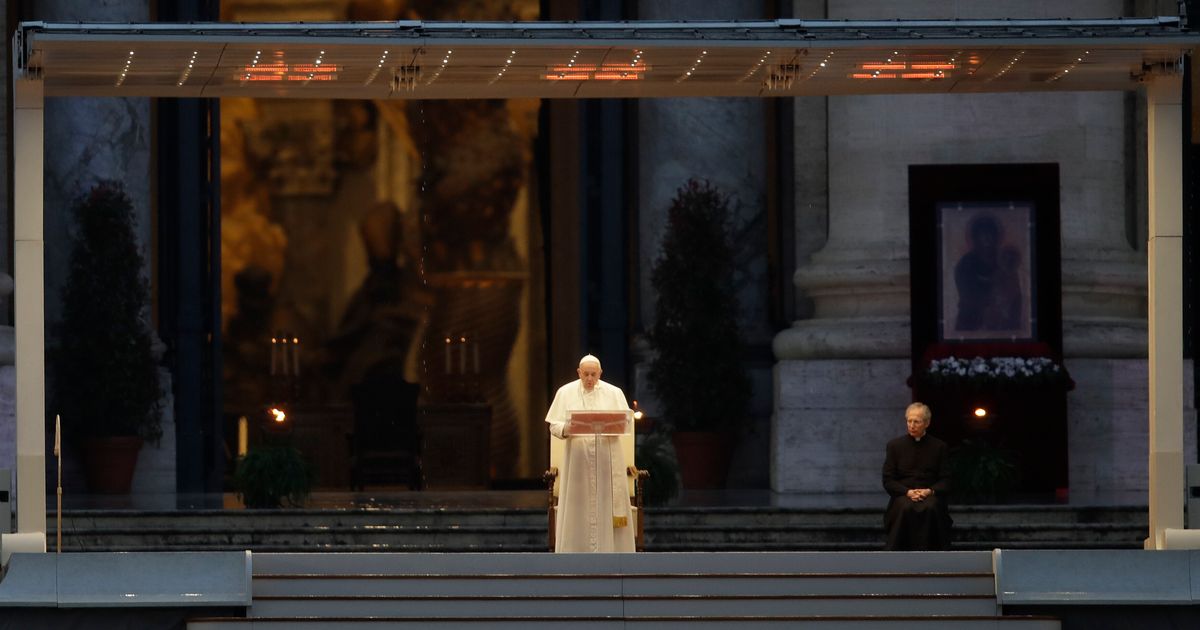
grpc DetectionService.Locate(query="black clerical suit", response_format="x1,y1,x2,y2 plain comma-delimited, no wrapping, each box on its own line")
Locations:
882,433,952,551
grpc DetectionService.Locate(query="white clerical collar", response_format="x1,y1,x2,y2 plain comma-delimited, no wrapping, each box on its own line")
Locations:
913,435,924,442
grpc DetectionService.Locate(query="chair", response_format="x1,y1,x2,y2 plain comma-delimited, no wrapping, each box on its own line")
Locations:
544,424,649,551
347,367,422,491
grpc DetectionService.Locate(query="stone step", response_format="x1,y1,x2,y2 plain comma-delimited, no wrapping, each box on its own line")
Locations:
187,552,1057,630
189,615,1062,629
48,506,1148,552
246,594,999,618
252,574,1000,598
249,550,997,574
51,505,1146,529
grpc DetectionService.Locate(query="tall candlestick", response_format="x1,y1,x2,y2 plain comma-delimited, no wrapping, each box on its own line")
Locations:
237,416,248,457
270,337,278,375
54,414,61,457
473,341,480,374
444,337,452,374
292,337,301,377
459,336,467,374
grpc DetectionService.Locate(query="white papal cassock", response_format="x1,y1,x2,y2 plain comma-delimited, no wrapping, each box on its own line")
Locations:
545,378,635,553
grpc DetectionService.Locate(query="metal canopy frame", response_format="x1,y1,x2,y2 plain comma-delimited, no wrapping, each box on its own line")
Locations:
9,18,1197,549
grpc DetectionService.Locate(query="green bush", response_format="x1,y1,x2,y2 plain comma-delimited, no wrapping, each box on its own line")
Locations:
949,439,1019,503
636,430,679,506
54,181,161,443
234,446,315,509
647,179,750,433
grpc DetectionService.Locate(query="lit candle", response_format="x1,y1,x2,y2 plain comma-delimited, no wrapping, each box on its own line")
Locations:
270,337,278,375
459,336,467,374
281,337,290,377
445,337,452,374
237,416,248,457
292,337,300,377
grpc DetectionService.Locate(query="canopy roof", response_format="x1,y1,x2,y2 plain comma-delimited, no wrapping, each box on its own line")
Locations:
15,17,1200,99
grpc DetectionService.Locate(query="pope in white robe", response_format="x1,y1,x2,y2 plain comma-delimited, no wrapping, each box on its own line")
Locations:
545,355,635,553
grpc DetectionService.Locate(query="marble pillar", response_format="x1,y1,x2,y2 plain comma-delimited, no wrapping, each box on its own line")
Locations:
0,273,16,483
773,0,1160,498
36,0,153,326
1067,359,1195,502
636,0,772,487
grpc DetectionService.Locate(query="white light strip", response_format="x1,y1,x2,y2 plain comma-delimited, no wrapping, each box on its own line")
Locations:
803,51,832,81
739,50,772,83
489,49,517,85
364,49,390,86
241,49,262,84
425,49,453,85
1046,50,1089,82
115,49,135,87
986,50,1023,82
676,49,707,83
176,50,198,87
304,49,326,83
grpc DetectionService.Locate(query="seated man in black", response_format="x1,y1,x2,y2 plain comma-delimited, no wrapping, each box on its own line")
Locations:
883,402,952,550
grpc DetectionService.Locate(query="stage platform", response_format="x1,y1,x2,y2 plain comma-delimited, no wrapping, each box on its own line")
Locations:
41,490,1150,553
7,548,1200,629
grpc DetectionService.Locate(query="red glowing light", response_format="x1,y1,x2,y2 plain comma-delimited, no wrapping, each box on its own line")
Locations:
241,62,340,82
592,72,641,80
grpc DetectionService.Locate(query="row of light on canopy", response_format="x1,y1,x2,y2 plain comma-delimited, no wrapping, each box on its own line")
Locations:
110,47,1100,89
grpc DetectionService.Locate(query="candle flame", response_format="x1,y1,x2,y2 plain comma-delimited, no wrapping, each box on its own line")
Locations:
270,407,287,423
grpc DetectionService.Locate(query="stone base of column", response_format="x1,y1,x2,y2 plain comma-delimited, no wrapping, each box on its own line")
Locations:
1066,358,1196,502
772,357,1197,502
129,368,177,504
771,358,912,494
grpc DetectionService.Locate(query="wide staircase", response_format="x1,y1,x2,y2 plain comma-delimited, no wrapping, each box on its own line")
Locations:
187,551,1059,629
51,504,1147,552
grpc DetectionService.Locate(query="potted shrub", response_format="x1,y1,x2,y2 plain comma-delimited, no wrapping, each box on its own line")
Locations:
234,444,315,508
54,181,162,493
647,179,750,489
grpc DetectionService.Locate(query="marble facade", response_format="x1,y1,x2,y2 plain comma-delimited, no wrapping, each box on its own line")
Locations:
772,0,1182,500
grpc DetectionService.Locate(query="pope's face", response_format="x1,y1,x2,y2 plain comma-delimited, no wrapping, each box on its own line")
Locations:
906,410,930,439
578,363,602,392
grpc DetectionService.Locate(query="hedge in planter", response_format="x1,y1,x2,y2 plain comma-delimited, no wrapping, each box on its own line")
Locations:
54,181,161,492
647,179,750,488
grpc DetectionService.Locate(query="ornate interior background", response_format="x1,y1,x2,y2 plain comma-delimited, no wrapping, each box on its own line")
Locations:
219,0,545,484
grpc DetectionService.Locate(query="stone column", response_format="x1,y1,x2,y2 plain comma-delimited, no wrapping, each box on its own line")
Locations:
773,0,1171,498
636,0,771,487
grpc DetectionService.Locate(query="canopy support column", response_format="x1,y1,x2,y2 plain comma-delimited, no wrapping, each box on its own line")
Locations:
1146,74,1184,550
12,70,45,540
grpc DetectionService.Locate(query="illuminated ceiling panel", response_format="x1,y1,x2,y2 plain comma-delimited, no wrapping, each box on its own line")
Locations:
15,18,1199,99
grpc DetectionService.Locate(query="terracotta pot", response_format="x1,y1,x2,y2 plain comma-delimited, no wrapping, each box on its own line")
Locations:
82,436,143,494
671,431,735,489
